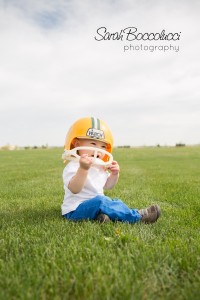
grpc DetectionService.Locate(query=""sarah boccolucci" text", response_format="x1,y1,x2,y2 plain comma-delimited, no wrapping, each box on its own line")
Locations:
94,27,181,41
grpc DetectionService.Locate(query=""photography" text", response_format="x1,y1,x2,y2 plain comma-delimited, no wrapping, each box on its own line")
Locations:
124,44,179,52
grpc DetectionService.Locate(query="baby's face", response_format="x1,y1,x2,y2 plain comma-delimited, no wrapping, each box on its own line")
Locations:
75,138,107,160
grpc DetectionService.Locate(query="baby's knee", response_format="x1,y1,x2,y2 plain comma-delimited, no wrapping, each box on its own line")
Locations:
93,195,109,208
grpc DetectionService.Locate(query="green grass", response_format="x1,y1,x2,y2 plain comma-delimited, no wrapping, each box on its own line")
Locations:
0,147,199,300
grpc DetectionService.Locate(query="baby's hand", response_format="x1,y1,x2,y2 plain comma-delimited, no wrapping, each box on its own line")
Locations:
108,161,120,175
79,154,93,170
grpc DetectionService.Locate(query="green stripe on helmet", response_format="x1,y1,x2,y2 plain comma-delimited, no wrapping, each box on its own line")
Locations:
91,117,95,129
97,118,100,130
91,117,101,129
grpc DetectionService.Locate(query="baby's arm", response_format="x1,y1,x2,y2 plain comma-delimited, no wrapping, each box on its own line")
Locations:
68,154,93,194
104,161,120,190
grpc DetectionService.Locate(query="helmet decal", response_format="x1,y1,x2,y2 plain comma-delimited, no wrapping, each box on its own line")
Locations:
86,117,105,140
86,128,105,139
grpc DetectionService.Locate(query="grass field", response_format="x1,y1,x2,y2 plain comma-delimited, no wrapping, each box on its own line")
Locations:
0,146,199,300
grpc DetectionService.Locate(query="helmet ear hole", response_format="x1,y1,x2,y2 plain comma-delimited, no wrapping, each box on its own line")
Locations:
103,154,109,162
106,144,111,152
70,138,79,149
70,141,74,150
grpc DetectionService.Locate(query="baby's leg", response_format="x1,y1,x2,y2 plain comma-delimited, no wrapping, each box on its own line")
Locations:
64,195,141,223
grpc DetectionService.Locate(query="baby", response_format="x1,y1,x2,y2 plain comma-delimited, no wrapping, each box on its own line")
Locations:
62,117,160,224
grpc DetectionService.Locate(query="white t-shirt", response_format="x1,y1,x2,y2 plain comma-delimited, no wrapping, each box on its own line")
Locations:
61,161,109,215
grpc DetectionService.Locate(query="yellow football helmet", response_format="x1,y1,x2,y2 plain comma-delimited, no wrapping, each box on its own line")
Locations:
64,117,114,162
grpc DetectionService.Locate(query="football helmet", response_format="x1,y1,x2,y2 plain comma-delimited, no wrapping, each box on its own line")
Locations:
64,117,114,163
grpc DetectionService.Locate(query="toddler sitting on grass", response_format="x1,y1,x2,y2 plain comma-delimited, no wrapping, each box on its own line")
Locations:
62,117,161,224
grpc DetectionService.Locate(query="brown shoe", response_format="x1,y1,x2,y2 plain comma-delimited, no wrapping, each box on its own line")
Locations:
95,213,110,223
138,205,161,224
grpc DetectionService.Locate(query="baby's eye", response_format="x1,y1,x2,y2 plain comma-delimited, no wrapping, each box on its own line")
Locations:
90,142,96,146
101,145,106,149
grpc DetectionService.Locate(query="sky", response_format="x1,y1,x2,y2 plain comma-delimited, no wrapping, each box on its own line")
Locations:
0,0,200,147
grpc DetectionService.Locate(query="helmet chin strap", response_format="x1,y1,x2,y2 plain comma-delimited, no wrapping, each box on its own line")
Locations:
62,146,113,166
